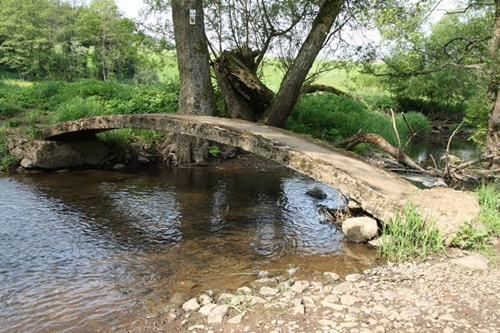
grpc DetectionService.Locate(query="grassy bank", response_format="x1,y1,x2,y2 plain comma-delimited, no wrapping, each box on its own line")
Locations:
377,180,500,262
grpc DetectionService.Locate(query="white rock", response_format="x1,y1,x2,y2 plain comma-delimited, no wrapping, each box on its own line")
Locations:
237,286,253,295
291,304,305,315
207,305,229,324
345,273,363,282
324,295,340,303
182,298,200,312
260,286,279,296
199,294,212,306
323,272,341,282
318,319,337,327
227,312,246,325
291,280,310,294
199,303,218,316
333,282,352,294
340,295,359,306
342,217,379,242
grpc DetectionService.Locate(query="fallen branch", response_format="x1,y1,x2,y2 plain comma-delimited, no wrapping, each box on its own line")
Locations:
336,131,426,172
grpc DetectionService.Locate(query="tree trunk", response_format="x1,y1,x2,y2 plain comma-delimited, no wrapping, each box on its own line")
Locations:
172,0,216,164
213,50,274,121
261,0,344,128
486,0,500,157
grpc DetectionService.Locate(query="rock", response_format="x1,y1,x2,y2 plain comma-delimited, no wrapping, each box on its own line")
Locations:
342,217,379,242
138,155,150,163
323,295,340,303
218,293,235,304
291,304,305,315
260,286,279,296
113,163,126,170
340,295,359,306
7,136,108,170
237,286,253,295
368,235,392,247
306,186,328,199
252,277,277,289
199,294,213,306
227,312,246,325
258,271,272,279
291,280,310,294
345,273,363,282
199,303,218,316
207,305,229,324
333,282,352,294
182,298,200,312
323,272,341,282
451,254,489,270
287,267,299,277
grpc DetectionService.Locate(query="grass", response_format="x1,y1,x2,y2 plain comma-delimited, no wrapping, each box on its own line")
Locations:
286,93,430,146
377,202,445,262
378,182,500,262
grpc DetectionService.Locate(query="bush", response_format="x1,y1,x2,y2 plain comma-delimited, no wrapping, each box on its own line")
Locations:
396,96,466,122
286,93,430,146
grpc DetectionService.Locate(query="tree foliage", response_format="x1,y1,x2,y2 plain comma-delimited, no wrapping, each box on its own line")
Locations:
0,0,140,81
371,0,500,155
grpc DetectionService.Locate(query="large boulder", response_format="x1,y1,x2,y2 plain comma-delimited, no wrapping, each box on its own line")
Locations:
342,216,379,242
7,135,108,170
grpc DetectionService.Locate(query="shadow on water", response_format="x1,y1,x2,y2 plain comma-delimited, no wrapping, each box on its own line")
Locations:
0,166,379,332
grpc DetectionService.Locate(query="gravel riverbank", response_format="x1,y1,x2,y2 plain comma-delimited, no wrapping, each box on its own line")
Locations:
124,247,500,333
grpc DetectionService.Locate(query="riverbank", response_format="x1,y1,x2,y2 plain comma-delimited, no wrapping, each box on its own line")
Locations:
122,247,500,333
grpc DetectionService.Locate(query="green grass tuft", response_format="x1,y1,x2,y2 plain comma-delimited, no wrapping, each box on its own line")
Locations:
377,202,445,262
477,181,500,235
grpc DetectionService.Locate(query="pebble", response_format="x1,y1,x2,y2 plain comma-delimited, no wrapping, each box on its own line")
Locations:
147,253,500,333
182,298,200,312
207,305,228,324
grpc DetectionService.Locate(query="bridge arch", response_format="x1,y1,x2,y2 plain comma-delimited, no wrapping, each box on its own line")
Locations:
41,113,479,234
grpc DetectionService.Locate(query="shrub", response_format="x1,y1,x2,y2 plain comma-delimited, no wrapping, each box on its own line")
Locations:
286,93,430,146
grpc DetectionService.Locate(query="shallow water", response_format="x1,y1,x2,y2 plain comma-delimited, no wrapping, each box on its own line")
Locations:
0,166,377,332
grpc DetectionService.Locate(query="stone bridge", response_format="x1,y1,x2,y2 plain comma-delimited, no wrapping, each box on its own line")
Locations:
40,113,480,236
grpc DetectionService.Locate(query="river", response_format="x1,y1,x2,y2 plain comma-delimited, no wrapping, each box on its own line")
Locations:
0,165,377,332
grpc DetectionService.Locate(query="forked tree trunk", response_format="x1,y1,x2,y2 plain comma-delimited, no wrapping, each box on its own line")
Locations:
261,0,344,128
172,0,216,164
213,50,274,121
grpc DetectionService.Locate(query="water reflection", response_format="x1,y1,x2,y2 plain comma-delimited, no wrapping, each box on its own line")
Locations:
409,137,480,168
0,166,376,332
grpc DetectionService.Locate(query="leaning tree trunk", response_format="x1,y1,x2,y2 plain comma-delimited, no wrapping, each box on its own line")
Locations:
213,49,274,121
486,0,500,158
261,0,344,128
171,0,216,164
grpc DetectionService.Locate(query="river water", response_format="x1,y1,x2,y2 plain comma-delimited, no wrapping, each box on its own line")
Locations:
0,166,377,332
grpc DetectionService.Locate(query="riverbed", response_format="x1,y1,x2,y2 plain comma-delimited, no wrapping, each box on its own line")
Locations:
0,165,377,332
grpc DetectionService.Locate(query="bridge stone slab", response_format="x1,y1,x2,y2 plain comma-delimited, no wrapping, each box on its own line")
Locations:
40,114,480,236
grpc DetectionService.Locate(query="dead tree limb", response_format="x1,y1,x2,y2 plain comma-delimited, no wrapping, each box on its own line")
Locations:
336,131,426,172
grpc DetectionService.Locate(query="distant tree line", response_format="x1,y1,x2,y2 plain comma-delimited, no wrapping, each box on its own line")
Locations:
0,0,141,81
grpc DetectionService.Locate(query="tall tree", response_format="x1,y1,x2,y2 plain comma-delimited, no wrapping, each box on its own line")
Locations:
145,0,348,128
261,0,344,127
487,0,500,156
171,0,217,164
77,0,139,80
372,0,500,157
